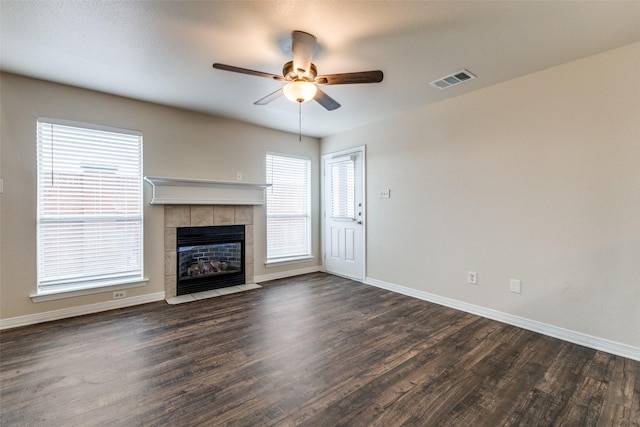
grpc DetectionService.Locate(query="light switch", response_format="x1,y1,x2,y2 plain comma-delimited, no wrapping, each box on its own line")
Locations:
510,279,521,294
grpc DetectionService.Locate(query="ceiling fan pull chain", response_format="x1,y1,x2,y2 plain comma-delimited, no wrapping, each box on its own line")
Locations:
299,101,302,142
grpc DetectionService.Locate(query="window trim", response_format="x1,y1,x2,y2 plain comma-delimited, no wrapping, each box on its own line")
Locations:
264,255,314,267
30,278,149,303
35,118,145,297
265,152,312,263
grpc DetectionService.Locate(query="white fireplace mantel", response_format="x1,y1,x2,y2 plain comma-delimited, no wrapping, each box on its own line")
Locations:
144,176,271,205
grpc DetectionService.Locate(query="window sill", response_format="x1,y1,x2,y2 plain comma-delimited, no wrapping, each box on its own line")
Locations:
30,278,149,303
264,255,314,268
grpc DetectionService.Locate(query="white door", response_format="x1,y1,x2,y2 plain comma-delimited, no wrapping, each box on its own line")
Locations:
323,147,365,281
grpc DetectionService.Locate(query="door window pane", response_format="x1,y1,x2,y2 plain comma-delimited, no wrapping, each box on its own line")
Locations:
330,158,355,220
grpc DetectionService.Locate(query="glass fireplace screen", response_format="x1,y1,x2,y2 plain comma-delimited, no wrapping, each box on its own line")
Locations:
178,242,242,280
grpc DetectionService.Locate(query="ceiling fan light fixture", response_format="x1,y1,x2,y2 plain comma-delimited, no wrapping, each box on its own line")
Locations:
213,31,383,111
283,81,317,103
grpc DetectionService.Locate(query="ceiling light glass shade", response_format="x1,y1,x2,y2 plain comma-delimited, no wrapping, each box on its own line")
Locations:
283,81,317,103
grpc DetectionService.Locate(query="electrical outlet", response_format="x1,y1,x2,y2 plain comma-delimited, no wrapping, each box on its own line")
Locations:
468,272,477,285
236,172,243,181
113,290,126,299
379,189,390,199
510,279,521,294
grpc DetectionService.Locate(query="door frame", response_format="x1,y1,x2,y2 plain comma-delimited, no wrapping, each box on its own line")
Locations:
321,145,366,282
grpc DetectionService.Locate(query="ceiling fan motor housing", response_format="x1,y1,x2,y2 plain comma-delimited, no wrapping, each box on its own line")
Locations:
283,61,318,82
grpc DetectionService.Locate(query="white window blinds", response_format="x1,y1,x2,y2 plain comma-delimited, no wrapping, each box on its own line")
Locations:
330,157,355,220
266,153,311,261
36,119,143,292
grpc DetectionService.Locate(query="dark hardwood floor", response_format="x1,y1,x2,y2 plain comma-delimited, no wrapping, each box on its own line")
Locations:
1,272,638,426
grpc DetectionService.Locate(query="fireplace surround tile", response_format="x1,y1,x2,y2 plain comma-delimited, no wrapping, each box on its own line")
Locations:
246,265,254,285
165,275,177,298
245,225,254,244
191,205,214,226
213,205,234,225
164,251,176,276
245,245,254,265
165,205,190,227
164,228,176,252
234,206,253,225
164,204,255,299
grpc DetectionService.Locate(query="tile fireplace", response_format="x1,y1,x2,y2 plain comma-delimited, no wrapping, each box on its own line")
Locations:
164,204,254,298
176,225,245,295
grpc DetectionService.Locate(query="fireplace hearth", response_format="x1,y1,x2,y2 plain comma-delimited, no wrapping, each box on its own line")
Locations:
176,225,245,295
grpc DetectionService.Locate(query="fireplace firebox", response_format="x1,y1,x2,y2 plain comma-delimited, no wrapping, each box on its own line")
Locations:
176,225,245,295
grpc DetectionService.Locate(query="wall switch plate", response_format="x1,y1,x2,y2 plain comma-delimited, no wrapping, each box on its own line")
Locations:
468,271,477,285
236,172,243,181
510,279,521,294
379,189,390,199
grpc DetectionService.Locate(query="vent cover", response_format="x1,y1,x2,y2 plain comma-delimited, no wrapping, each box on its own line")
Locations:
430,69,476,90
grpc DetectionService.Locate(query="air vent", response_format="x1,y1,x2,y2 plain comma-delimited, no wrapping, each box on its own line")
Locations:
430,69,476,90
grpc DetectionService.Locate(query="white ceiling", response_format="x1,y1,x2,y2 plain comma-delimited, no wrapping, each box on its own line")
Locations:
2,1,640,138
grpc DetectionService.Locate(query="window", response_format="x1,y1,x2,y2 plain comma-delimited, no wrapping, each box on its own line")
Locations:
265,153,311,262
36,119,143,294
330,157,355,220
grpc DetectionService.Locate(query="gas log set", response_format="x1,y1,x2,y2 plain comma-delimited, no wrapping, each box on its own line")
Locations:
185,259,232,277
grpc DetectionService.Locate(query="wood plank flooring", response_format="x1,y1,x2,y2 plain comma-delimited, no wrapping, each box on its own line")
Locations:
1,272,638,426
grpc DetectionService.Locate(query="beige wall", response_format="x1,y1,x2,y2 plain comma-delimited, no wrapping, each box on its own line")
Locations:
2,42,638,349
0,73,321,319
322,42,640,347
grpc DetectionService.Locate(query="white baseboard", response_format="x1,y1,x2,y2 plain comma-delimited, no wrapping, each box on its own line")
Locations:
0,292,166,330
5,275,637,362
254,266,322,284
2,265,323,329
365,277,640,362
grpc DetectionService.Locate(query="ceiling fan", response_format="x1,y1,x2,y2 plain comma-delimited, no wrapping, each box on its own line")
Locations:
213,30,383,111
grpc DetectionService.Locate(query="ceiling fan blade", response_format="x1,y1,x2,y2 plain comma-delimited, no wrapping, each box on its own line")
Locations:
314,88,341,111
315,70,384,85
292,31,317,77
213,63,284,81
254,88,284,105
